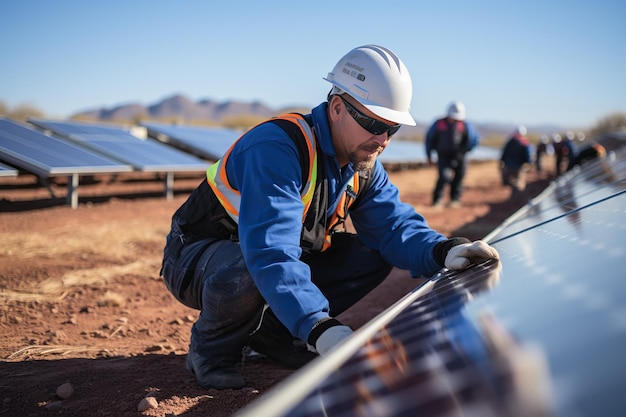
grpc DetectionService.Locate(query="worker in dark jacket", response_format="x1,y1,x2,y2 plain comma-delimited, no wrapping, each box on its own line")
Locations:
500,125,532,194
425,101,480,208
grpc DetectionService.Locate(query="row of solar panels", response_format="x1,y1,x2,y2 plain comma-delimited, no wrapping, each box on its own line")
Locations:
234,143,626,417
0,117,498,208
142,121,500,164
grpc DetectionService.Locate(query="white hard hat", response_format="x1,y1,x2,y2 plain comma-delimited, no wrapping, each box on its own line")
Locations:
324,45,416,126
516,125,527,136
447,101,466,121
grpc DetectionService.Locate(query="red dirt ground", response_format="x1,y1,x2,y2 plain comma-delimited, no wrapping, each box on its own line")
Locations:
0,159,553,417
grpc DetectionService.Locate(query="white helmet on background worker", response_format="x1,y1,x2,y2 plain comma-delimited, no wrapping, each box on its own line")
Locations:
324,44,416,126
447,101,466,121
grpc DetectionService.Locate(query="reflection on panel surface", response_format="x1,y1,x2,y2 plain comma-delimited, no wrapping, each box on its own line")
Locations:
487,148,625,242
235,143,626,417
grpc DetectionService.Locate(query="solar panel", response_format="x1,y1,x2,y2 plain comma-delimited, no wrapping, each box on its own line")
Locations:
234,143,626,417
142,122,240,161
0,118,133,177
0,117,133,207
28,119,209,172
28,118,211,200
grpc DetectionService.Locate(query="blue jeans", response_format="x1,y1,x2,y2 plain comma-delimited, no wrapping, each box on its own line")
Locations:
161,226,392,360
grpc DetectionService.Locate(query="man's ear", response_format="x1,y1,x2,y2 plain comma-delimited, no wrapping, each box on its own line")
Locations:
328,95,342,122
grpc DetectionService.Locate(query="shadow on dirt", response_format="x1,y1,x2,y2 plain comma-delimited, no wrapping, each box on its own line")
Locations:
1,353,289,417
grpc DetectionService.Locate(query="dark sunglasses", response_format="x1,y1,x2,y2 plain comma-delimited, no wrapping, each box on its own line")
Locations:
339,96,401,137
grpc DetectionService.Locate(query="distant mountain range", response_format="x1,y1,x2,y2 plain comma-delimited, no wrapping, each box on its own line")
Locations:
72,94,564,140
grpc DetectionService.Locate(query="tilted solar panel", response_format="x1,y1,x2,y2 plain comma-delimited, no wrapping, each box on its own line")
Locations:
0,117,134,208
142,122,240,161
28,119,209,172
0,118,132,177
234,143,626,417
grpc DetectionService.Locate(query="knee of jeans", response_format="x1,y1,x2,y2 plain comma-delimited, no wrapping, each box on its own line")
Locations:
161,260,200,309
202,266,262,315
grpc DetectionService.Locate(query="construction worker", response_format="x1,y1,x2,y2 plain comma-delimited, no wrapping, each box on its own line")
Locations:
554,131,578,176
160,45,500,390
425,101,481,208
500,125,532,197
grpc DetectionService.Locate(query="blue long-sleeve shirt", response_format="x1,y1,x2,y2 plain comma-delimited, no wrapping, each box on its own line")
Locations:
224,102,447,341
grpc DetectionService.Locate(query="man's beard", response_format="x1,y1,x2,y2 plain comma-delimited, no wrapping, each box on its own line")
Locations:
350,145,382,171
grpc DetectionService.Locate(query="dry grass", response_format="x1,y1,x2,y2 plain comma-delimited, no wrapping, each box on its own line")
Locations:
7,344,106,360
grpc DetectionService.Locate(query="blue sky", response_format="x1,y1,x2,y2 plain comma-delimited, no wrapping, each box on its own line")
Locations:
2,0,625,128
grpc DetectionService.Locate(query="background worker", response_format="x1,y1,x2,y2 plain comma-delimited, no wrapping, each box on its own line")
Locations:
500,125,532,198
161,45,500,390
425,101,481,208
553,131,578,176
535,134,550,174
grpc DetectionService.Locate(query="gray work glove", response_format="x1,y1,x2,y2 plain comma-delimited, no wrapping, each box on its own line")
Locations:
445,240,499,270
315,325,353,356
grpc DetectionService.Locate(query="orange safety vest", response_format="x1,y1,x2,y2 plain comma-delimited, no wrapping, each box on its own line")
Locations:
205,113,367,251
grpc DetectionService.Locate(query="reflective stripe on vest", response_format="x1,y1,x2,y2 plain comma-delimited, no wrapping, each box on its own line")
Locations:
206,113,361,251
206,114,318,223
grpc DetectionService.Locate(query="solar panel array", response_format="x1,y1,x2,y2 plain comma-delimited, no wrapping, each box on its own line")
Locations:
235,144,626,417
143,121,500,168
28,119,208,172
26,118,211,202
0,118,134,207
0,118,133,177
